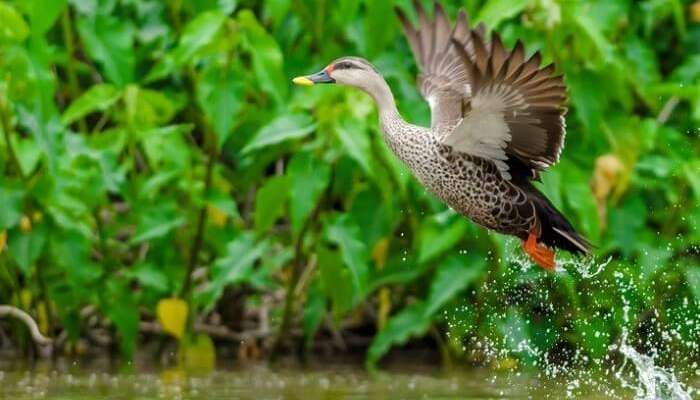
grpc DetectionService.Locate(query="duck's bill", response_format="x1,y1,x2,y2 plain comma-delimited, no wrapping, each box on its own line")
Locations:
292,70,335,86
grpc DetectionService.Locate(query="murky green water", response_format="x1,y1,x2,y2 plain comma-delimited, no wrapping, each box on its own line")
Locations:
2,362,695,399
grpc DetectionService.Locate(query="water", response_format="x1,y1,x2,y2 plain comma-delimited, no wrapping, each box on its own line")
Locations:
1,363,693,400
0,355,697,400
612,302,696,400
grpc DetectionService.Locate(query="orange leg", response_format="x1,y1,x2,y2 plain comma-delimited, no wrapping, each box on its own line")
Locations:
522,230,556,271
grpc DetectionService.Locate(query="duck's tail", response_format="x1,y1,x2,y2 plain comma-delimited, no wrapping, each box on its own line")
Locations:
529,189,592,255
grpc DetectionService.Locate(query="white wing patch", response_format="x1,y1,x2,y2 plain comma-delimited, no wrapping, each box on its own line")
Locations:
427,95,438,115
442,85,527,180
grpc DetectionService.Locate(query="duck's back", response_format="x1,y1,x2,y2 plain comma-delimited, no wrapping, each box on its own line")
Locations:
381,119,535,238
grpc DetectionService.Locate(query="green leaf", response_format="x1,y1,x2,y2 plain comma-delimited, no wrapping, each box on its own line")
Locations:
173,11,226,64
123,85,178,128
61,84,121,125
103,279,139,359
476,0,530,27
77,15,135,86
126,263,169,292
200,233,269,310
366,301,431,368
318,246,355,319
286,152,330,235
238,10,286,102
417,214,468,264
425,254,485,315
566,68,606,131
254,175,288,232
367,253,485,368
686,267,700,303
335,116,372,175
8,223,48,273
369,256,429,292
196,66,243,147
325,214,369,300
0,2,29,42
571,11,614,62
364,0,396,58
0,184,24,229
303,281,326,348
13,136,42,176
242,113,316,154
130,203,186,244
23,0,66,35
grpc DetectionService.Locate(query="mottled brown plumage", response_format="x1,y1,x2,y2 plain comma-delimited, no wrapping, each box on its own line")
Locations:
293,2,591,269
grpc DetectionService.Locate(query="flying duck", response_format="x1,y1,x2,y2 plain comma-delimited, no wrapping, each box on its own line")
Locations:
292,2,591,270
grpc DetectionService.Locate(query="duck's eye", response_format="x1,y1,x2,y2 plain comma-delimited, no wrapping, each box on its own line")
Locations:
335,62,353,70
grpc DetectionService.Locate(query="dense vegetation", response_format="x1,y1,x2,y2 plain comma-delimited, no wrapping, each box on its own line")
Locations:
0,0,698,371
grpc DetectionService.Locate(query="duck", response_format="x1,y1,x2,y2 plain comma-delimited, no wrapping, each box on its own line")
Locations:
292,2,591,270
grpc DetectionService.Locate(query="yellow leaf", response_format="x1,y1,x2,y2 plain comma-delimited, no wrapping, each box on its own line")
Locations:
20,289,32,310
692,2,700,22
0,230,6,254
180,333,215,372
591,154,625,230
371,238,390,269
19,215,32,233
37,302,49,334
157,298,189,339
207,205,227,227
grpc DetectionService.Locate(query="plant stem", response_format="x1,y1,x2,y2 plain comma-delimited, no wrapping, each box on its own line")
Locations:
270,166,335,360
60,6,87,133
430,326,452,369
270,220,311,361
35,258,54,337
0,94,23,179
180,136,216,301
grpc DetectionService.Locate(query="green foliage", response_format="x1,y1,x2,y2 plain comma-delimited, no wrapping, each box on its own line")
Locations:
0,0,698,372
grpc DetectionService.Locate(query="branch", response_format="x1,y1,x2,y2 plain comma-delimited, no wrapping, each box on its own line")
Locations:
0,305,52,346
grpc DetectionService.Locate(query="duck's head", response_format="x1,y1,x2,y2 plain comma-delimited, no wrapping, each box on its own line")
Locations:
293,57,382,91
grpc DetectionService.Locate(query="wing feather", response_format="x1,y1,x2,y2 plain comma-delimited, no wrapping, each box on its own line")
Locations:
446,30,567,179
396,4,568,180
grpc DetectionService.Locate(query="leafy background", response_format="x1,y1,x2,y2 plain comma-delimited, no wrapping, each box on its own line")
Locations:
0,0,699,372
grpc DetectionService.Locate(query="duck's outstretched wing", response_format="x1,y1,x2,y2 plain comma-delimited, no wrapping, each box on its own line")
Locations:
446,31,567,180
396,1,482,131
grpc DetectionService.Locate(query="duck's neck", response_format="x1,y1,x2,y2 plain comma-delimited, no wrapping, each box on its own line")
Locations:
360,77,401,128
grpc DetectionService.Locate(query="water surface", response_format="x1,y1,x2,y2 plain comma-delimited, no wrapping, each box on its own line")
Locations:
2,363,695,399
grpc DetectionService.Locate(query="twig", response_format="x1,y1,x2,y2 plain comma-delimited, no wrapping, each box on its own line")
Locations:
656,96,679,124
0,305,52,345
138,321,285,341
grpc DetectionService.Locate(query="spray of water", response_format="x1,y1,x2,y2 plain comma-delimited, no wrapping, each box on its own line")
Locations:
453,244,699,399
612,301,695,400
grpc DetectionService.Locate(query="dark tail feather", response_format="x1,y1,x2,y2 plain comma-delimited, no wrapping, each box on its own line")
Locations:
530,191,592,255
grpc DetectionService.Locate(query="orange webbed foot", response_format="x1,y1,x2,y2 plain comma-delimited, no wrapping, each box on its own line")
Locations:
522,230,556,271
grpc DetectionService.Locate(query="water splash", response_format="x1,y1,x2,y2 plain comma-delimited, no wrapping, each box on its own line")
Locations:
612,303,695,400
559,255,612,278
504,239,612,278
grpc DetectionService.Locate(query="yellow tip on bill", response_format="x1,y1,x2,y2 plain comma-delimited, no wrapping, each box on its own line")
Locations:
293,76,314,86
